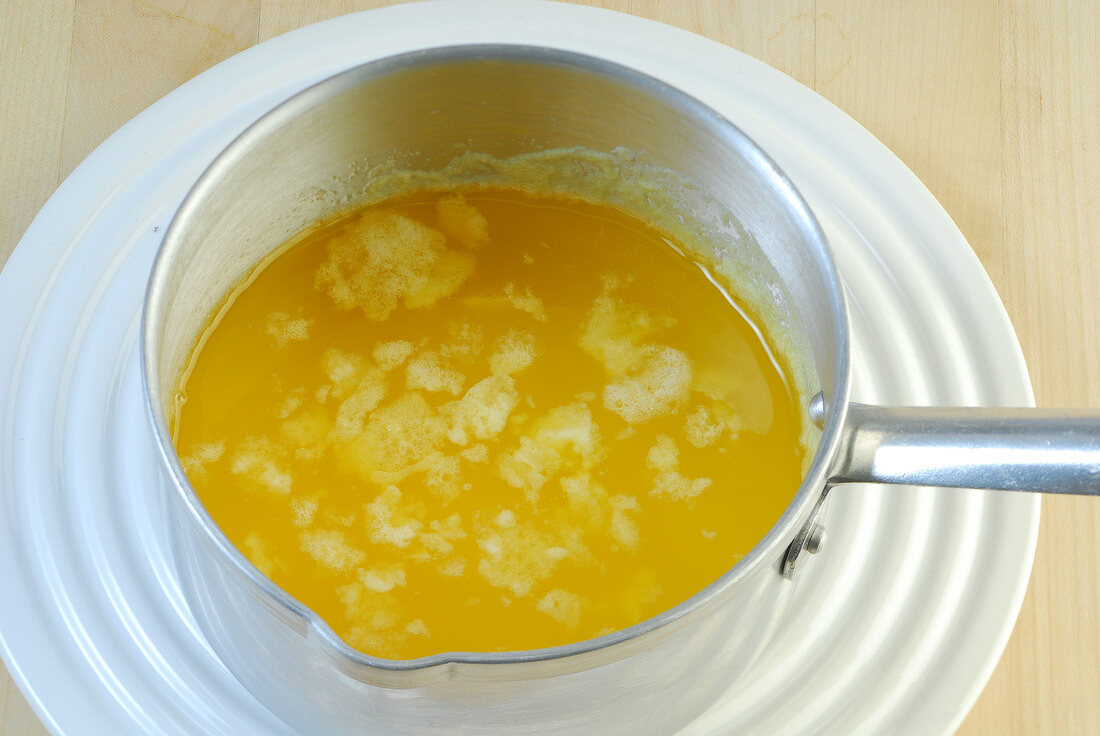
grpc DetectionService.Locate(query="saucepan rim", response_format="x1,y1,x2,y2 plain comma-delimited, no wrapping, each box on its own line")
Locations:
139,43,852,672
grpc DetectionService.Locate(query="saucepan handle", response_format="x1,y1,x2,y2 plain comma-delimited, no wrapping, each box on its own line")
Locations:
823,402,1100,495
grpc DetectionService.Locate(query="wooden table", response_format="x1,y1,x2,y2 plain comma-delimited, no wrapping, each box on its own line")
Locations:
2,2,1097,733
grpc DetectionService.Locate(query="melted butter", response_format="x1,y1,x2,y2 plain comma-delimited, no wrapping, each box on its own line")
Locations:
174,187,804,659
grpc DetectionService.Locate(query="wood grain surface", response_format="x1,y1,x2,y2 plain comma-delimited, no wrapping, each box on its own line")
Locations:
2,1,1097,733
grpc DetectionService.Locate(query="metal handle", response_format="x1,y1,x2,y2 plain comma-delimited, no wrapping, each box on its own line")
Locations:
823,402,1100,495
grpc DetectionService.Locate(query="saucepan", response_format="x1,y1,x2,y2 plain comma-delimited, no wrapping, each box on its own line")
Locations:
141,45,1100,735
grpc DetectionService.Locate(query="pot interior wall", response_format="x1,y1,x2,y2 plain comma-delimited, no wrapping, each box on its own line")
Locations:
151,48,840,430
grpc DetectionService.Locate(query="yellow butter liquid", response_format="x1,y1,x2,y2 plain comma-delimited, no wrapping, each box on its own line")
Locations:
174,188,804,659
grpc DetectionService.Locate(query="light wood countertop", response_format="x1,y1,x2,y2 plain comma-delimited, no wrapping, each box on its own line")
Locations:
2,2,1097,733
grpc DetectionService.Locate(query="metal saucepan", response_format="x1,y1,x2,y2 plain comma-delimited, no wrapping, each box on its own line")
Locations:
141,45,1099,735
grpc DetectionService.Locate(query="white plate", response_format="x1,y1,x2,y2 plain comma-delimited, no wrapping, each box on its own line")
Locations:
0,2,1039,734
